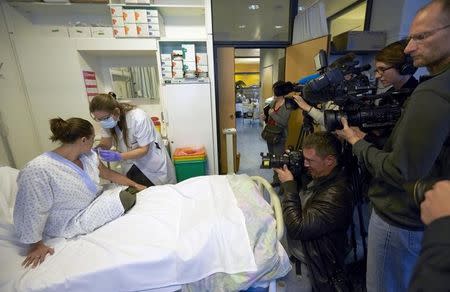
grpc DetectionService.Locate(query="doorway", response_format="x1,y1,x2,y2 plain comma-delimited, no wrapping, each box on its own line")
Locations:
216,47,286,179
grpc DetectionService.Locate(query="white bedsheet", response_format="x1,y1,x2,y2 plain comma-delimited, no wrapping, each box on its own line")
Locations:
0,175,257,292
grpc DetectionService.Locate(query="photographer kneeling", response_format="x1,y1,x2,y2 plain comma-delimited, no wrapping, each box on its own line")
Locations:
275,132,353,291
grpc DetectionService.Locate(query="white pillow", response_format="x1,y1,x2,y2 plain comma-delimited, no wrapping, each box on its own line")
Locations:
0,166,20,224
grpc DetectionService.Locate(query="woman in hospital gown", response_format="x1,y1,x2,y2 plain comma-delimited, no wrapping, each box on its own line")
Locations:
13,117,146,268
89,93,176,187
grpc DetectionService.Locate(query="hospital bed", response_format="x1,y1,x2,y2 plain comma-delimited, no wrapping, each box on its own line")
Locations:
0,166,291,291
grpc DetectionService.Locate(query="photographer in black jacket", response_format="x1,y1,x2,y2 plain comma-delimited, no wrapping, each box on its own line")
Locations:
336,1,450,291
275,132,353,291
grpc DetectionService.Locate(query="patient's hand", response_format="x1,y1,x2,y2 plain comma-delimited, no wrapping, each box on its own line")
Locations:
23,241,54,268
135,183,147,192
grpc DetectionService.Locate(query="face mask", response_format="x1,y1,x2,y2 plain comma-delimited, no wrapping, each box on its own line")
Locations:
100,116,118,129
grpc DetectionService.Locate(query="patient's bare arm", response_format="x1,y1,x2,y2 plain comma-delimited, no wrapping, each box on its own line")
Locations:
98,162,146,191
23,241,54,268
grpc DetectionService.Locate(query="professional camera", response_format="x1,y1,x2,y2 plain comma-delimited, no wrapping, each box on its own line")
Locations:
260,151,303,174
301,52,413,131
412,178,443,207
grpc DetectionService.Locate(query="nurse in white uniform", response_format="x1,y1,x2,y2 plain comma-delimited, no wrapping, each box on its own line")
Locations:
89,93,176,187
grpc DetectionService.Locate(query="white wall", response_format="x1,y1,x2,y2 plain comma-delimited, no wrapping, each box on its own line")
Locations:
260,49,285,85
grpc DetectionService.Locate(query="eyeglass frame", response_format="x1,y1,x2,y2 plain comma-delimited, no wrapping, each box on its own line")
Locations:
374,66,395,75
90,113,112,122
406,24,450,43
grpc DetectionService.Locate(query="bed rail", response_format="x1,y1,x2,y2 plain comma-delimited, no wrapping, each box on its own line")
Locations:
250,176,284,241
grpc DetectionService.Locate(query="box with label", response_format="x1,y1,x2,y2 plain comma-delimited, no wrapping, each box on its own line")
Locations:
147,16,159,24
161,66,172,72
161,60,172,67
112,16,124,27
183,61,196,72
68,27,92,38
137,0,153,4
146,9,158,17
196,65,208,73
196,53,208,65
181,44,195,61
91,27,114,38
134,9,148,23
122,9,135,23
110,6,122,17
124,23,137,37
147,23,159,31
124,0,138,3
161,71,172,79
148,30,160,37
172,70,184,79
113,27,126,38
172,50,183,58
172,60,183,69
160,53,171,62
136,24,149,37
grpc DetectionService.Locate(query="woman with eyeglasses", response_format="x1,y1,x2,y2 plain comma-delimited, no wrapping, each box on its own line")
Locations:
374,40,419,101
89,93,176,187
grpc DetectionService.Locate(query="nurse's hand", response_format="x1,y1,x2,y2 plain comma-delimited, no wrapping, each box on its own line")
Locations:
23,241,54,268
99,149,122,162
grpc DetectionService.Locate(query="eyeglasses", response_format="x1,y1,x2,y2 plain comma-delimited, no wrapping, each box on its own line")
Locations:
406,24,450,43
375,66,394,75
91,113,111,122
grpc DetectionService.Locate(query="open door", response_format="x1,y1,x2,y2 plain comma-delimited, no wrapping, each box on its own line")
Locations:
285,35,330,149
216,47,236,174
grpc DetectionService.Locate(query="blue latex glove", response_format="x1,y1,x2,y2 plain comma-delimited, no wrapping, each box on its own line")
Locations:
98,149,122,162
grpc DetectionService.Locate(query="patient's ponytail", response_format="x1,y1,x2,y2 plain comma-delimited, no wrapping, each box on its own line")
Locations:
50,117,94,144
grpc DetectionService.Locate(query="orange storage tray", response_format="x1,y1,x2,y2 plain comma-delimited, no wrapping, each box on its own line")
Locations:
174,147,206,158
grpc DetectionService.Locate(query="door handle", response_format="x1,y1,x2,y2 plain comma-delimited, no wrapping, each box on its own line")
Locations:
229,114,234,120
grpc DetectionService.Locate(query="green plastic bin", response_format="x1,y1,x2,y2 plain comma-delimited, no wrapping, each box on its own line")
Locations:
174,159,206,182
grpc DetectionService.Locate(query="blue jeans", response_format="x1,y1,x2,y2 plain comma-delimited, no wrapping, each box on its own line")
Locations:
366,211,423,292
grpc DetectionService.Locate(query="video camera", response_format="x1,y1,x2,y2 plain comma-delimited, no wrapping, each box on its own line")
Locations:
301,51,413,131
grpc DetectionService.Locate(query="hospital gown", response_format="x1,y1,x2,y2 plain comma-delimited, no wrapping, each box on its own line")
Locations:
13,150,124,244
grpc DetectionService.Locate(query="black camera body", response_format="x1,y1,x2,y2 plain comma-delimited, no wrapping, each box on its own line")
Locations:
260,151,303,175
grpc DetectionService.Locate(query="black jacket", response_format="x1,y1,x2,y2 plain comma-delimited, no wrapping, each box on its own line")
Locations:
281,167,353,291
409,216,450,292
353,66,450,230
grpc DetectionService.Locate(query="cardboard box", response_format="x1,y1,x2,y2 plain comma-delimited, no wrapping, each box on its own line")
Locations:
110,6,122,17
181,44,195,61
112,16,124,27
196,53,208,65
161,66,172,72
183,61,196,72
148,30,160,37
68,27,92,38
161,60,172,67
146,9,158,17
196,65,208,73
122,9,135,23
134,10,148,23
147,23,159,31
160,53,171,62
113,27,126,38
147,16,159,24
136,24,149,37
172,60,183,69
172,70,184,78
124,23,137,37
91,27,114,38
